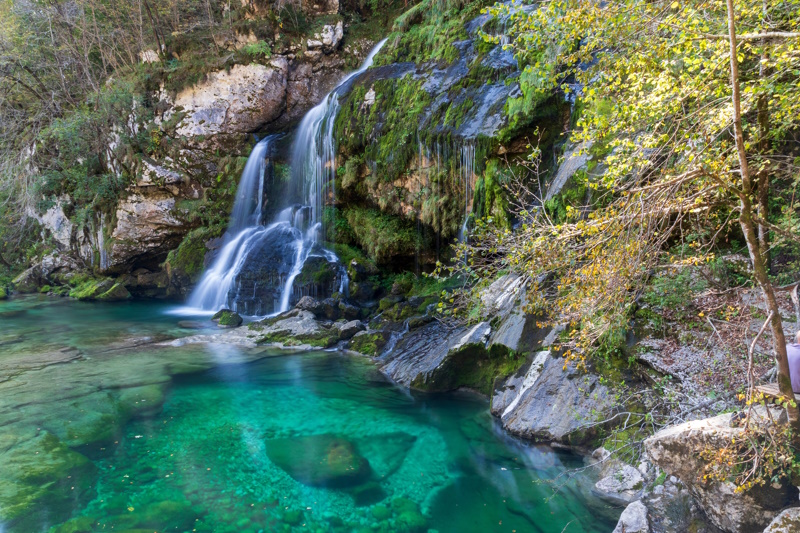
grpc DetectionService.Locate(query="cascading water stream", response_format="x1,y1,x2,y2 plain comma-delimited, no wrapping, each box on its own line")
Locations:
457,141,475,243
185,39,387,316
291,39,387,236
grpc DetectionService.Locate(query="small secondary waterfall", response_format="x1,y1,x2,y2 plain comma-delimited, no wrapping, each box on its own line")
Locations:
458,141,476,242
291,39,387,237
186,40,386,316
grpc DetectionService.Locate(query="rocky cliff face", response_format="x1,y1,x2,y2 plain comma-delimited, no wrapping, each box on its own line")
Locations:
28,32,372,297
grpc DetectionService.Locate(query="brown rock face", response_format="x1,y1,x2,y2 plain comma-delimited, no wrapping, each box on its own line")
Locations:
644,409,798,533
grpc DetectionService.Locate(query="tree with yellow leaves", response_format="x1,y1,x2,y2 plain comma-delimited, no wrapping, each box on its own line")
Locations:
462,0,800,437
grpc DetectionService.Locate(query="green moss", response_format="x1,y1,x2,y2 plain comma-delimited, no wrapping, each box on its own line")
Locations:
349,331,391,356
413,343,523,395
295,258,337,287
260,328,340,348
68,277,110,300
473,159,512,230
96,282,131,301
336,76,432,185
377,0,489,66
165,226,223,283
216,311,243,328
39,284,51,294
341,207,420,264
0,287,8,300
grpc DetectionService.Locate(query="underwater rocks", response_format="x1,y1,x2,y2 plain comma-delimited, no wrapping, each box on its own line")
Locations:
264,434,371,488
0,431,97,532
644,407,797,533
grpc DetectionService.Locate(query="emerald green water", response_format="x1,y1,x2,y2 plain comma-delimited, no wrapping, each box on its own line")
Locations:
0,295,619,533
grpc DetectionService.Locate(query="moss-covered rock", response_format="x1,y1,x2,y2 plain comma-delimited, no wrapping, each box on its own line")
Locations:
0,287,7,300
348,330,392,356
216,311,243,328
0,431,97,532
164,226,220,287
12,267,42,293
254,309,342,348
96,282,131,301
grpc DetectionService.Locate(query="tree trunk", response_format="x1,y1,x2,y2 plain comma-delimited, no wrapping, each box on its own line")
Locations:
757,17,770,268
726,0,799,434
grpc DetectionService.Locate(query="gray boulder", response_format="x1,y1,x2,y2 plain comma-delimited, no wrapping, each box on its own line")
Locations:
644,408,798,533
613,500,650,533
337,320,365,340
763,507,800,533
255,310,341,348
595,465,646,504
491,350,612,445
380,321,491,391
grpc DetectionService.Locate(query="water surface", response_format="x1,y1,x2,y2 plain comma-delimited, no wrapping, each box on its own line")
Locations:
0,296,619,532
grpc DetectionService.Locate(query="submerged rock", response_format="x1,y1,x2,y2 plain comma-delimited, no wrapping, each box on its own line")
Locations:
177,320,207,329
644,408,797,533
0,431,97,532
264,434,371,488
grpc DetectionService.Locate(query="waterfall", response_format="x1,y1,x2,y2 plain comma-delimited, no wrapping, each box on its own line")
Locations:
458,141,475,243
185,40,386,316
291,38,388,237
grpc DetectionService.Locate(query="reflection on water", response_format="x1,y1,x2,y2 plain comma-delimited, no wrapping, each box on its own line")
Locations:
0,296,620,532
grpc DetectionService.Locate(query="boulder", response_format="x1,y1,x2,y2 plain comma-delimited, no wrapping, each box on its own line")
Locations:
594,465,646,504
763,507,800,533
264,434,371,488
613,500,650,533
380,321,492,391
644,408,798,533
256,309,341,348
491,351,612,445
216,311,243,329
296,296,324,315
107,190,189,273
12,266,42,293
348,330,392,356
337,320,365,340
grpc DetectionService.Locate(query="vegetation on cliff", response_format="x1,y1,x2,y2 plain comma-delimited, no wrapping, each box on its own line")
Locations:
451,0,800,491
